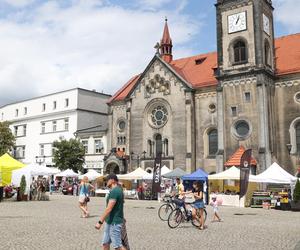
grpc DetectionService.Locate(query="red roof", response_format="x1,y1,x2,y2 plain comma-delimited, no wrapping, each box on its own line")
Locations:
161,19,172,45
275,33,300,76
224,146,257,167
109,34,300,103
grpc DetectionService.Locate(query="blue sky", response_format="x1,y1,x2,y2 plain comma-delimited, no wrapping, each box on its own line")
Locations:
0,0,299,105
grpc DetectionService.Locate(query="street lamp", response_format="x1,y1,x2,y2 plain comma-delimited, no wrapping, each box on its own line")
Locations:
286,143,292,154
35,155,46,165
130,151,147,169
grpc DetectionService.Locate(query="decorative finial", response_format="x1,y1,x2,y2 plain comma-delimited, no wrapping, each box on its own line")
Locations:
165,16,168,22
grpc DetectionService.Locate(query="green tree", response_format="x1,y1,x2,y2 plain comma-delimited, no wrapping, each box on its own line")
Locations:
293,179,300,203
0,121,15,155
20,175,26,196
52,138,85,173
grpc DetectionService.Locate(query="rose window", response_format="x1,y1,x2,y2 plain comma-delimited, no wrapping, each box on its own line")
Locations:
150,105,168,127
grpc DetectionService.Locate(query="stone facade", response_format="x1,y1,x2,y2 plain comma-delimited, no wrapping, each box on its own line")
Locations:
106,0,300,176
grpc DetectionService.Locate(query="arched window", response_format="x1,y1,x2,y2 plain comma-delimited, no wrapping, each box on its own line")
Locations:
296,122,300,153
155,134,162,156
148,140,153,157
208,129,218,156
234,41,247,64
264,41,271,66
164,139,169,156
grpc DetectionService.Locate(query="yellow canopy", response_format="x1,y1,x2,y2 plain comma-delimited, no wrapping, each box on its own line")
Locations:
0,153,25,186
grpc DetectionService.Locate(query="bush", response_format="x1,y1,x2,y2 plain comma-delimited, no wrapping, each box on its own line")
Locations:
293,179,300,203
20,175,26,196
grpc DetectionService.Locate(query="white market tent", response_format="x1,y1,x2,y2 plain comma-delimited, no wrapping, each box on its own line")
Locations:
55,169,79,178
249,162,297,184
79,169,102,181
161,166,171,176
11,164,59,193
208,166,255,180
118,167,152,180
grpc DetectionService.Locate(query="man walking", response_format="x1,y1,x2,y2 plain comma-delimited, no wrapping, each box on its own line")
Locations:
95,174,126,250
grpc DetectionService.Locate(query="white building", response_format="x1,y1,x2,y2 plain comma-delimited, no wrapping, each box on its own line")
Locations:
75,125,108,174
0,88,110,167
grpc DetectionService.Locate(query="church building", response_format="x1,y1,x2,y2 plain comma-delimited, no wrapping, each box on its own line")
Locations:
104,0,300,176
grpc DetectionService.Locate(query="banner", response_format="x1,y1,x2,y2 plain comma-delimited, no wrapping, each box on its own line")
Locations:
239,149,252,199
152,153,162,199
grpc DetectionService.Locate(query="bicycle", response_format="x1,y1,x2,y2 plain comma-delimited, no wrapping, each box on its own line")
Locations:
167,199,207,229
158,195,177,221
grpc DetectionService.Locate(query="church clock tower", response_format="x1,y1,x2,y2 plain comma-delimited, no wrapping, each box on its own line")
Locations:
215,0,275,173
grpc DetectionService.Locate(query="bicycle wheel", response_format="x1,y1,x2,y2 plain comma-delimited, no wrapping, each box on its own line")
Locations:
191,209,207,228
168,208,183,229
158,203,173,221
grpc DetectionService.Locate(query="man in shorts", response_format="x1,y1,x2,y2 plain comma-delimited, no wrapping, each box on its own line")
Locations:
95,174,126,250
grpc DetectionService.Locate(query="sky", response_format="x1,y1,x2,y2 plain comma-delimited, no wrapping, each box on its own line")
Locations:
0,0,299,106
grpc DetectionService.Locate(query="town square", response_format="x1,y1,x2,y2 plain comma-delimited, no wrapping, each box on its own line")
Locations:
0,0,300,249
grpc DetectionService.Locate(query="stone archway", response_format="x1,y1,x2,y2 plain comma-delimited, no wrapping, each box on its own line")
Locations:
104,162,120,174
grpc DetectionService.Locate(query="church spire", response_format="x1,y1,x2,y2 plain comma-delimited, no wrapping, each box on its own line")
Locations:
160,18,173,63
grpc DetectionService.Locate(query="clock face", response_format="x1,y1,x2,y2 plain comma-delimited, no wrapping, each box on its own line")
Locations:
228,12,247,34
263,14,270,35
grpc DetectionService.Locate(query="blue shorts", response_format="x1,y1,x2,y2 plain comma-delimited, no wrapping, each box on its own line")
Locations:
193,200,205,209
102,223,123,249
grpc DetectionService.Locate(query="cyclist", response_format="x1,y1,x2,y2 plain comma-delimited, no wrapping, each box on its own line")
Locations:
174,178,185,199
191,181,205,230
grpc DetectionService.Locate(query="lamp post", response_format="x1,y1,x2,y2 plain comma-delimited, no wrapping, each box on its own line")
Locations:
35,155,46,165
130,151,147,169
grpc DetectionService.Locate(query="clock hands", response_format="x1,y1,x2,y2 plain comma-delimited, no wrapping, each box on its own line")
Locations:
235,16,240,25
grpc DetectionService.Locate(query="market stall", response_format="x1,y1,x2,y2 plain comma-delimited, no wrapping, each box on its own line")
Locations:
55,169,79,178
0,153,25,186
118,167,152,180
162,167,187,179
79,169,102,181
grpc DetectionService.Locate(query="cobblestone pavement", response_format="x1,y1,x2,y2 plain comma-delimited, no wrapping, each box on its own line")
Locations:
1,195,300,250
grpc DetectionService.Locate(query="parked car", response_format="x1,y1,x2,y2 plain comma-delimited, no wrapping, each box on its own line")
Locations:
62,184,73,195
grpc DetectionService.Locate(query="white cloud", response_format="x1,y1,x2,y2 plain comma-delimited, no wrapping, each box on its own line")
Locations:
2,0,35,7
274,0,300,33
0,0,201,105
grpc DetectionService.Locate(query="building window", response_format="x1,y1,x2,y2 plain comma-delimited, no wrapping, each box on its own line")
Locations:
155,134,162,156
294,92,300,104
231,106,237,117
14,126,18,136
233,40,247,64
15,109,18,117
24,107,27,115
40,144,44,156
23,125,27,136
53,101,57,110
208,129,218,156
244,92,251,102
52,121,57,132
149,105,168,128
164,139,169,156
65,98,69,107
208,103,216,113
296,122,300,153
42,103,46,112
15,146,25,159
148,140,153,157
95,140,103,154
233,120,251,139
64,118,69,131
118,120,126,132
41,122,45,133
82,140,88,154
265,40,271,66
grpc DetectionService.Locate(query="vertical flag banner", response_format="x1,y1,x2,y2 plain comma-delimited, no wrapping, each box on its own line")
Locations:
239,149,252,199
152,153,162,199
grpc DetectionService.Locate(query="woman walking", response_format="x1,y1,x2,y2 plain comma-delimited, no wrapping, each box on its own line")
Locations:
192,181,205,230
78,176,94,218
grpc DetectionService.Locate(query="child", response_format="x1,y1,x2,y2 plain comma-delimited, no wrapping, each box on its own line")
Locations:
210,194,222,222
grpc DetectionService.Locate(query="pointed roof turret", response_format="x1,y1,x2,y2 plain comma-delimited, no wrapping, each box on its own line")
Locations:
160,18,173,63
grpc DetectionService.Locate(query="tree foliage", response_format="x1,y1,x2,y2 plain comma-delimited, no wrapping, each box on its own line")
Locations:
52,138,85,173
0,121,15,156
20,175,26,195
293,179,300,203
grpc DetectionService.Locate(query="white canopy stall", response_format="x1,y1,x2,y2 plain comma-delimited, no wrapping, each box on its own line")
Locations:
118,167,152,180
79,169,102,181
249,162,297,184
55,169,79,178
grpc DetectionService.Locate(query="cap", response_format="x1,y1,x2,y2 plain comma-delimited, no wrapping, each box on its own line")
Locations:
105,173,118,182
